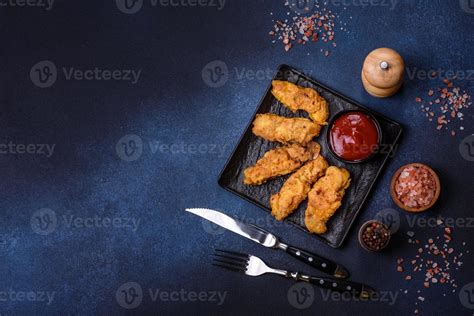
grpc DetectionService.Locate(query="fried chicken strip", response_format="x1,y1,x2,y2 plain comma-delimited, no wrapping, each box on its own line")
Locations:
270,155,329,221
252,114,321,145
271,80,330,125
244,142,321,185
305,166,351,235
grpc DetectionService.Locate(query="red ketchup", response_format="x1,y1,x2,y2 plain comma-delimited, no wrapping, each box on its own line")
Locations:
329,111,380,162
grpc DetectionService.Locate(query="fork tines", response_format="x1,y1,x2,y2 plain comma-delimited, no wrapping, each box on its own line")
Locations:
213,249,250,273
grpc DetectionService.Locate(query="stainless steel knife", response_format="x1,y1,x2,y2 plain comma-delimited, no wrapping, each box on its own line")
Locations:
185,208,349,279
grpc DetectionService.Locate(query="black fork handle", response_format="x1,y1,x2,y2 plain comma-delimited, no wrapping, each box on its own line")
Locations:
286,272,375,298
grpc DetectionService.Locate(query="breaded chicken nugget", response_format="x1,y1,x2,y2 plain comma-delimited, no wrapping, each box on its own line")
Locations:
244,142,321,185
305,166,351,234
271,80,330,125
252,114,321,145
270,155,329,221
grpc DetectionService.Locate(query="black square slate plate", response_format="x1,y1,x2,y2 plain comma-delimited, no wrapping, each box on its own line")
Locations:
218,65,403,248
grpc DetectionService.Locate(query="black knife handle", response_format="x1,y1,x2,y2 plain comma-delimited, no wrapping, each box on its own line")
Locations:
284,244,349,279
287,272,374,298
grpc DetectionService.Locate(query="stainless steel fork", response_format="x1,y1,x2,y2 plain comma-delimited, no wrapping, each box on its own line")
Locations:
213,249,375,298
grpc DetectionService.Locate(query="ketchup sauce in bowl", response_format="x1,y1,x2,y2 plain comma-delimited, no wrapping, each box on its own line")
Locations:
327,110,382,163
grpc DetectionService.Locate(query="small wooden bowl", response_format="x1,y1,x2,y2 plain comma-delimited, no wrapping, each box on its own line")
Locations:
358,220,391,252
390,163,441,213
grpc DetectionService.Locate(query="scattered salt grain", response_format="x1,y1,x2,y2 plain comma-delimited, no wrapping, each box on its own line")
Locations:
269,2,349,56
396,227,466,313
417,78,471,136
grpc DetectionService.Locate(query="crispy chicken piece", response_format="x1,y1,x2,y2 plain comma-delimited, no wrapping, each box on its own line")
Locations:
244,142,321,185
271,80,330,125
270,155,329,221
252,114,321,145
305,166,351,235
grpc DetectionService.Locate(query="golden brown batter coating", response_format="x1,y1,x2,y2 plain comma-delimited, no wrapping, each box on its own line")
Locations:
271,80,330,125
252,114,320,145
270,155,329,221
305,166,351,234
244,142,321,185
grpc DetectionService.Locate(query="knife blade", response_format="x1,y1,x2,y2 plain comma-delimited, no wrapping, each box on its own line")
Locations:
185,208,349,279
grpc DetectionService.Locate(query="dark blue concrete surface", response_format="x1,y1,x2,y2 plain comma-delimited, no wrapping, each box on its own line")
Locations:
1,0,473,314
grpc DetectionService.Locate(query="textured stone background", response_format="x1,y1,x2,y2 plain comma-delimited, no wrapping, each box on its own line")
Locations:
1,0,473,314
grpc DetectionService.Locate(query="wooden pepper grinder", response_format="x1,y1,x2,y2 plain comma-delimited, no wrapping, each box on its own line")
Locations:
361,48,405,98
